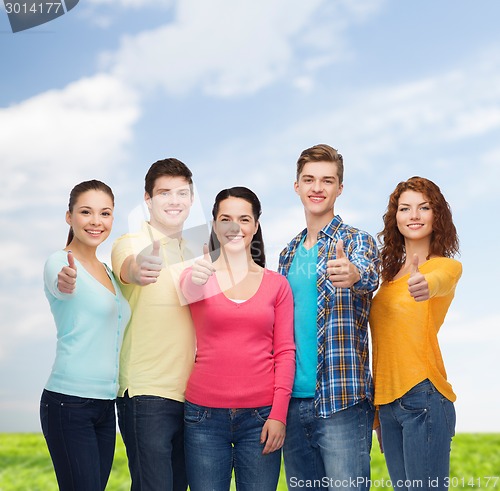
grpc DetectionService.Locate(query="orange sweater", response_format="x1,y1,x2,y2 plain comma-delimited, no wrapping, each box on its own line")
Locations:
369,257,462,406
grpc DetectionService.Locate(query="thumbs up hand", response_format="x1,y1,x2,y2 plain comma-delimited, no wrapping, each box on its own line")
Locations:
326,239,361,288
191,244,216,286
335,239,346,259
407,254,429,302
57,250,78,294
133,240,164,286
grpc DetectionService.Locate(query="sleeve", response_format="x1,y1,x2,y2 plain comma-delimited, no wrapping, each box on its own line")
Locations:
277,246,289,277
427,259,462,298
269,276,296,424
111,235,133,285
179,266,206,304
43,253,73,301
349,231,380,294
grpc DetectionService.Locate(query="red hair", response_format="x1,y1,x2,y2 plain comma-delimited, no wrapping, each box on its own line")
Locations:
378,176,459,281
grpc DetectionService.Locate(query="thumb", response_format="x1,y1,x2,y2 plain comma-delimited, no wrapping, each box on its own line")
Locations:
410,254,419,275
336,239,346,259
152,240,160,257
260,422,268,444
67,251,76,271
203,243,212,263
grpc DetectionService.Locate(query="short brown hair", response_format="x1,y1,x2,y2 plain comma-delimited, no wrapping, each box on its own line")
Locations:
144,158,193,198
296,144,344,183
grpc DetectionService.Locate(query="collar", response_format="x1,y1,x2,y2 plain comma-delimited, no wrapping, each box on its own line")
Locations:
141,221,184,247
318,215,343,240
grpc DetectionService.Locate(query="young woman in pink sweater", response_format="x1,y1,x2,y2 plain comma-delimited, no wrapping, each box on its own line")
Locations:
180,186,295,491
370,177,462,491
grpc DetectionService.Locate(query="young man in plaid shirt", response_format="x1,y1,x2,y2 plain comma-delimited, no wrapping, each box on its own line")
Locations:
279,144,379,490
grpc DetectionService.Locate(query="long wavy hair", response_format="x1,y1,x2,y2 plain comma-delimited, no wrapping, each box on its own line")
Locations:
209,186,266,268
378,176,459,281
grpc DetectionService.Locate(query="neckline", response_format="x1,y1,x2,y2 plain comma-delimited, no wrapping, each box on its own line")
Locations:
213,268,266,304
62,251,117,296
300,236,318,252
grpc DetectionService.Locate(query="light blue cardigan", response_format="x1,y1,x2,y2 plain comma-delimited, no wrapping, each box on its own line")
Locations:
43,250,131,399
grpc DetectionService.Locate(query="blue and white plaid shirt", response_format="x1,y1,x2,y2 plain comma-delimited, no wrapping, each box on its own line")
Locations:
278,215,379,418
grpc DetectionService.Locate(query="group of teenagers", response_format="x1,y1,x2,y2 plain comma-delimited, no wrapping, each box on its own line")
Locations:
40,143,462,491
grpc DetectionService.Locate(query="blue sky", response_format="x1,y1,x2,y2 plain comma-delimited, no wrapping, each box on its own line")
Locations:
1,0,499,433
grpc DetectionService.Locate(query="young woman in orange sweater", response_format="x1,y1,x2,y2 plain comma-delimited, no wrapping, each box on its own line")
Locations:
370,176,462,491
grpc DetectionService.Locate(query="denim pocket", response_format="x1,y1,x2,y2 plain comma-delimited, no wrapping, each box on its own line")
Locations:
59,396,93,409
253,405,272,423
399,388,429,414
440,397,456,438
184,402,208,425
43,389,93,408
40,401,49,437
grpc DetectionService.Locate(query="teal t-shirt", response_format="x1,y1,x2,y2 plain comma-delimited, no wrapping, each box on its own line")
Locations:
287,238,318,398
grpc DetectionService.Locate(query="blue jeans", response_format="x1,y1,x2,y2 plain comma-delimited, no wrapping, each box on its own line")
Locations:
283,398,374,490
184,401,282,491
39,389,116,491
378,379,456,491
116,391,187,491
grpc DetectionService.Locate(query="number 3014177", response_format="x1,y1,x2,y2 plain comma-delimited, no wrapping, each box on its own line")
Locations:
4,2,63,14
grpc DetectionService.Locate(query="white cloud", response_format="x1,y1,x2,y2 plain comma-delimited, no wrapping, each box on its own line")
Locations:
261,204,306,270
80,0,174,28
0,74,141,366
241,46,500,204
292,76,315,93
439,312,500,343
0,74,140,214
105,0,386,97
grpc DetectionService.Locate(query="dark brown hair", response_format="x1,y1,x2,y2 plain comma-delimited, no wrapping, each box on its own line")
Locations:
144,158,193,198
66,180,114,246
209,186,266,268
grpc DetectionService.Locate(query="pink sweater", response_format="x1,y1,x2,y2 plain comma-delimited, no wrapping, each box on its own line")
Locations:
180,268,296,424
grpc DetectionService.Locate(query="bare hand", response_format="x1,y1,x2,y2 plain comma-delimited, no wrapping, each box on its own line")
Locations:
326,239,361,288
134,240,163,286
260,419,286,455
191,244,215,286
57,251,77,294
408,254,429,302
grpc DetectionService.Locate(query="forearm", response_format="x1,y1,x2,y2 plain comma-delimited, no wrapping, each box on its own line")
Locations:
351,242,380,293
119,255,139,285
270,347,295,424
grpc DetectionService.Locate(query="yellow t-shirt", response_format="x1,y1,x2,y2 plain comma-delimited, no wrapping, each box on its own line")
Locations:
369,257,462,406
111,222,196,402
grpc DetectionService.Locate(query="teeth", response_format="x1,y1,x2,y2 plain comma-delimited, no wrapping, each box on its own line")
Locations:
166,210,181,215
87,230,102,235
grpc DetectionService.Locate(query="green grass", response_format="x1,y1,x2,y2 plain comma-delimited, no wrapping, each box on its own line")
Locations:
0,433,498,490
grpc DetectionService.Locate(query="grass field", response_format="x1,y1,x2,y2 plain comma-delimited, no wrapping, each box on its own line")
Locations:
0,433,499,490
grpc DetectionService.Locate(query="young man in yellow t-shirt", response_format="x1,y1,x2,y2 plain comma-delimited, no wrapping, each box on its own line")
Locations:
112,158,196,491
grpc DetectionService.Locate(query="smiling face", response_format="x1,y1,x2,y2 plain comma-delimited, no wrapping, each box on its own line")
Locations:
294,160,343,222
146,176,193,236
65,190,114,248
214,197,259,254
396,190,434,242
